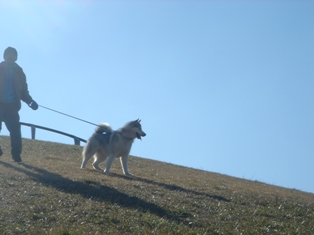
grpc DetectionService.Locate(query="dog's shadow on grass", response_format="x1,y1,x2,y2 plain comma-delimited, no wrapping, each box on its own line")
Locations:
110,173,230,202
0,161,184,223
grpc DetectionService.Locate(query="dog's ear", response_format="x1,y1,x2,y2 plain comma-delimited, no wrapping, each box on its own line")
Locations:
132,119,141,127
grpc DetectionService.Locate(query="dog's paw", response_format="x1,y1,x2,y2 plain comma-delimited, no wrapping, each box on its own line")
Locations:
125,172,133,176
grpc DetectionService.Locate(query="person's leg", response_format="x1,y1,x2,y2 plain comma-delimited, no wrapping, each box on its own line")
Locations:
3,104,22,162
0,121,2,156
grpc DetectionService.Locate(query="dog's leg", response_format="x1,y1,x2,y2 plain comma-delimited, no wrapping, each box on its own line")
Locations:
120,155,132,176
81,155,89,169
81,149,93,169
103,155,115,174
92,154,106,171
81,139,99,169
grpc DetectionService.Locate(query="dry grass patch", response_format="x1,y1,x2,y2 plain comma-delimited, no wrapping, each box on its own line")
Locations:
0,137,313,234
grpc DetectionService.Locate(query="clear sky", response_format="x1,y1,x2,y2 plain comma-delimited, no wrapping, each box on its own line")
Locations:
1,1,313,194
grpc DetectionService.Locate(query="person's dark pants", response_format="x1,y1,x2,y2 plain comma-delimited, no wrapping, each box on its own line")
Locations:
0,103,22,158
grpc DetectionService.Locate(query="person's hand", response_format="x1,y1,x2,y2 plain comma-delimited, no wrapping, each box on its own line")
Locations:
29,100,38,110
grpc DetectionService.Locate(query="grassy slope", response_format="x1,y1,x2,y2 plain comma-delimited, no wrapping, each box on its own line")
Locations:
0,136,313,235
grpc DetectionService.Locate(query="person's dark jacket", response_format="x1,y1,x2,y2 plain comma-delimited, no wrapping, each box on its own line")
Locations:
0,61,33,110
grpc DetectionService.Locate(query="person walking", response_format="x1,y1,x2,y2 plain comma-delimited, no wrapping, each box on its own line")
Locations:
0,47,38,162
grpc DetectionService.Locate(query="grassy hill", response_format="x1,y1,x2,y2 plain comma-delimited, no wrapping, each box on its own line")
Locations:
0,136,313,234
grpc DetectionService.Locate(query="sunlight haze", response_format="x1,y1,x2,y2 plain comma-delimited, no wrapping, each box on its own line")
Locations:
1,1,313,193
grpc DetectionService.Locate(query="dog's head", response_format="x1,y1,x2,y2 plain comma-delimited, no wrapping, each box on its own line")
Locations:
121,119,146,140
132,119,146,140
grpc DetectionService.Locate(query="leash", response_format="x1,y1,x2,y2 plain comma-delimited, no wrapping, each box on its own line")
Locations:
39,105,98,126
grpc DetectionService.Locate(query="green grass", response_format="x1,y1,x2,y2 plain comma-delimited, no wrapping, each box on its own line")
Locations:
0,136,313,234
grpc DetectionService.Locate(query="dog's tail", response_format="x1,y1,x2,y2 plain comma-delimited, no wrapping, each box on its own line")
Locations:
95,123,113,134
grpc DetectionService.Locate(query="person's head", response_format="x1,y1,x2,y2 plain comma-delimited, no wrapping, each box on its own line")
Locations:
3,47,18,63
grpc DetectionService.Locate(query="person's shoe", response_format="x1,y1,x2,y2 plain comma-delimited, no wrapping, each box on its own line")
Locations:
12,155,22,163
0,147,3,156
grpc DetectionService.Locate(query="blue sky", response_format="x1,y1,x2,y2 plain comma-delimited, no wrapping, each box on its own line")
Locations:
1,1,313,194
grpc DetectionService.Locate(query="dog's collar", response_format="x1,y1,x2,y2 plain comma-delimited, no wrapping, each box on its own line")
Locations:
122,134,135,140
116,130,134,140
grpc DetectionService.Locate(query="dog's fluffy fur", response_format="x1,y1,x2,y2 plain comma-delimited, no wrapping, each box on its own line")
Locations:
81,119,146,175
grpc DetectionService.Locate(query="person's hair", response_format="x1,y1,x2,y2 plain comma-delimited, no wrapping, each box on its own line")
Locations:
3,47,18,60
